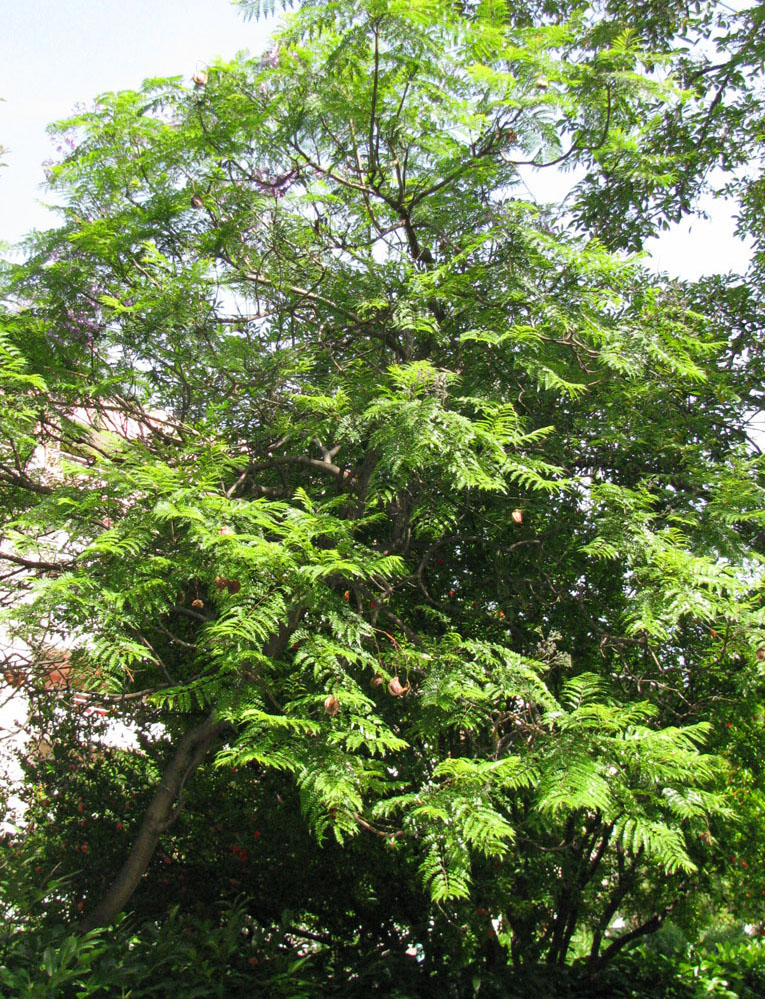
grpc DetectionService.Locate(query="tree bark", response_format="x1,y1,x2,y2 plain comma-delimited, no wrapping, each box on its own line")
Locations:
80,710,227,931
78,607,303,932
588,882,687,975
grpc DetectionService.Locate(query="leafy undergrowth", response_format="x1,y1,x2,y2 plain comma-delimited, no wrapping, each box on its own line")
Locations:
0,906,319,999
590,940,765,999
3,911,765,999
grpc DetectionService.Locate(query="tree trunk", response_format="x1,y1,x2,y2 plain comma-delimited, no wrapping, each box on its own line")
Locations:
80,710,227,931
78,610,302,932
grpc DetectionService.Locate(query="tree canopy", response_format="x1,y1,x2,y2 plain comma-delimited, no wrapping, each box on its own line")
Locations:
1,0,765,994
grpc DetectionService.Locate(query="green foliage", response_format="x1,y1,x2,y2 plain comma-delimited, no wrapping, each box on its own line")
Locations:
599,938,765,999
0,890,321,998
1,0,765,992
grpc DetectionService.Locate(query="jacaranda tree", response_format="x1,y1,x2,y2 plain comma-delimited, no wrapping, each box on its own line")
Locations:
1,0,765,993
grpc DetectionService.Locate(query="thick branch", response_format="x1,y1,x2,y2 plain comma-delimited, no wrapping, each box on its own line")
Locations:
79,711,228,932
0,549,74,572
591,882,687,973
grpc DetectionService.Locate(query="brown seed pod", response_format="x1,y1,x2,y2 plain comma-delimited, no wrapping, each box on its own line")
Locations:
388,676,410,697
226,579,241,595
214,576,228,589
370,675,384,688
324,694,340,716
511,508,523,524
192,70,208,86
191,598,204,610
190,194,204,209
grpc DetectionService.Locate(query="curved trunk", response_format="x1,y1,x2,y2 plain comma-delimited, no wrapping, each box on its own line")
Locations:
79,711,227,932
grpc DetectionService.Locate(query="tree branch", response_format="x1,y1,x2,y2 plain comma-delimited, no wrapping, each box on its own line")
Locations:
79,711,228,932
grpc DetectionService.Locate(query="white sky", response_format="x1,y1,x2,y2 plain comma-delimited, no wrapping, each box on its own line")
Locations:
520,165,753,280
1,0,274,244
0,0,753,278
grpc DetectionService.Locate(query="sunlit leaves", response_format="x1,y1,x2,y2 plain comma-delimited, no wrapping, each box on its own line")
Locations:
1,0,763,971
